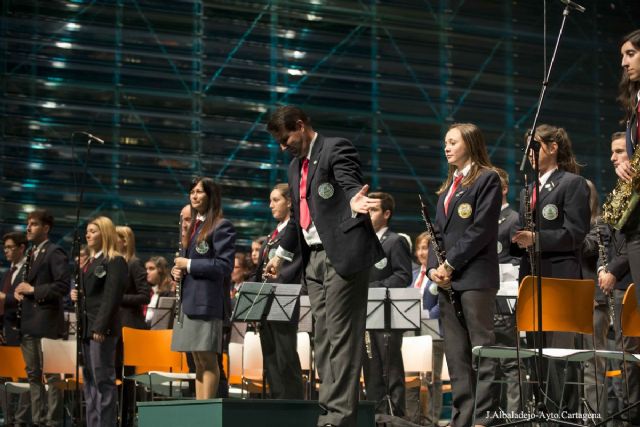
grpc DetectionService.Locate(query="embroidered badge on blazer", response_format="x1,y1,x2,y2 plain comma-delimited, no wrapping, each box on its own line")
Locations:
457,203,472,219
374,257,388,269
196,240,210,255
497,241,503,254
542,204,559,221
94,265,106,278
318,183,334,199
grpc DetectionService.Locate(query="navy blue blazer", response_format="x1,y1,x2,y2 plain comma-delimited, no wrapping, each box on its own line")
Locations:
2,263,26,345
183,218,236,319
427,168,502,291
279,134,384,277
369,230,412,288
517,169,590,280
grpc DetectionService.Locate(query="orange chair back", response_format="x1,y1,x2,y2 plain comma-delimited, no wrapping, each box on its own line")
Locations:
621,284,640,337
516,275,595,334
122,327,184,373
0,346,26,381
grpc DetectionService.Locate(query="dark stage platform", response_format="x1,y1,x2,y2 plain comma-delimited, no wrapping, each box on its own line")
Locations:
138,398,376,427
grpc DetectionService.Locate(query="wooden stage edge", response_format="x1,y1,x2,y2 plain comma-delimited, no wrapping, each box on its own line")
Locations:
138,398,376,427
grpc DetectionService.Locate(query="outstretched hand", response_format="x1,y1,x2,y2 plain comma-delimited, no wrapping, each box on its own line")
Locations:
350,184,382,214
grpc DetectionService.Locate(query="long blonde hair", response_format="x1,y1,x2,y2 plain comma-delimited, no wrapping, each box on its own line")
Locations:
116,225,136,262
437,123,495,195
88,216,121,260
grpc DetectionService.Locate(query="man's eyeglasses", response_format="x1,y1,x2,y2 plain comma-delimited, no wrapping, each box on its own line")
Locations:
3,245,17,251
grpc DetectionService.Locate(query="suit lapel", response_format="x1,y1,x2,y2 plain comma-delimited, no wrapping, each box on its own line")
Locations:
538,169,562,205
306,134,323,194
28,241,49,281
444,186,467,230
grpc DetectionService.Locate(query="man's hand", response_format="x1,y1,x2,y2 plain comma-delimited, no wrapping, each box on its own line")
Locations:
512,230,534,249
264,256,283,279
70,289,79,302
350,184,382,214
430,264,452,289
598,270,616,295
92,332,105,343
615,159,636,183
171,266,183,282
14,282,34,301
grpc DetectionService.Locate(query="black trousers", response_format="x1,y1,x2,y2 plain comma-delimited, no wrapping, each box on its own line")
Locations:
260,320,304,399
362,330,405,416
440,288,498,427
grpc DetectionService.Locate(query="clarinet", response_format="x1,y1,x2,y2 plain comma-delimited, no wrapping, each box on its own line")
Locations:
418,195,465,325
595,219,615,325
174,214,184,325
17,244,34,331
523,175,537,276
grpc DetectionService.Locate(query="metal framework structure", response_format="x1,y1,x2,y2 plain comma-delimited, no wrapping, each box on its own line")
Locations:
1,0,638,260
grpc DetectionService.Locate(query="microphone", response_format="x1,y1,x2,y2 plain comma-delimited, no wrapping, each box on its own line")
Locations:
559,0,585,13
79,131,105,144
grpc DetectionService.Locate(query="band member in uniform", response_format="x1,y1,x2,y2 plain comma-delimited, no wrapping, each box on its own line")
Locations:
512,124,590,415
252,183,304,399
70,216,127,427
426,123,501,427
599,131,640,424
616,29,640,305
493,168,523,413
264,105,384,427
362,191,412,416
171,177,236,400
14,209,69,427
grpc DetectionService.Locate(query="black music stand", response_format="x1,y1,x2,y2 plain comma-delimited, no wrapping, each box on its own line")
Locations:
149,297,176,330
366,287,421,417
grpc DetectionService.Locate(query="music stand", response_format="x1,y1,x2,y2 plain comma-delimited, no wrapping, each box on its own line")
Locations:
297,295,312,333
231,282,273,323
366,287,421,416
266,284,302,322
149,297,176,330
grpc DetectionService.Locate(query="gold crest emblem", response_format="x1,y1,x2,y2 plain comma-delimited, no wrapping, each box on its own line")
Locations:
457,203,472,219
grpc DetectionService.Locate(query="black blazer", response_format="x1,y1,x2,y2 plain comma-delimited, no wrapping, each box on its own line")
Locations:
279,134,384,277
603,229,633,291
182,218,236,319
582,220,608,304
2,262,26,345
119,257,151,330
21,241,70,339
253,225,303,286
81,254,127,338
369,230,412,288
498,206,520,265
427,168,502,291
517,169,590,280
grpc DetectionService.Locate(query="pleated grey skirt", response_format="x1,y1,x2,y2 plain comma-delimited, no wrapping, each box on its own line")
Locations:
171,310,223,353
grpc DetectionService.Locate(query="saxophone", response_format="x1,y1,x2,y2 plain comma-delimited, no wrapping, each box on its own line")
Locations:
602,142,640,230
595,219,615,325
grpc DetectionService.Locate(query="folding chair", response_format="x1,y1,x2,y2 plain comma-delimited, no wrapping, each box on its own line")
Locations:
41,338,82,425
241,331,264,397
120,327,194,426
227,342,243,397
0,346,29,425
296,331,312,398
471,276,597,424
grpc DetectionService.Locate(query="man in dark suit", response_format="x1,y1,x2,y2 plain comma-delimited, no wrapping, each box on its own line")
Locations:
1,232,31,424
361,191,412,416
265,105,385,427
14,209,70,427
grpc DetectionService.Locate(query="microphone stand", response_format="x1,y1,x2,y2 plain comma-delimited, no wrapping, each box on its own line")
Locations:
70,131,101,426
495,2,585,426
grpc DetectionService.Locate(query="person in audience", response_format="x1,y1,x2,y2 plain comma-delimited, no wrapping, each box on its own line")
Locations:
144,256,175,328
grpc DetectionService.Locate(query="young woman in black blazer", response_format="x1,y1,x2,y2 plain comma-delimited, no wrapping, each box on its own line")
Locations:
512,124,590,416
171,177,236,400
426,123,501,427
71,216,127,427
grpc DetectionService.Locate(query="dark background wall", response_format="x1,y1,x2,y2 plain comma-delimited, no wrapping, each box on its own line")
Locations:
1,0,638,262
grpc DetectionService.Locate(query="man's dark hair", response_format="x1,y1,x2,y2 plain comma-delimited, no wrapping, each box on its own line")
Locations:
27,209,54,229
2,231,27,248
368,192,395,222
267,105,311,133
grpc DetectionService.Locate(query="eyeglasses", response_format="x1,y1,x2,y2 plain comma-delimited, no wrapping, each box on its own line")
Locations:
3,245,17,251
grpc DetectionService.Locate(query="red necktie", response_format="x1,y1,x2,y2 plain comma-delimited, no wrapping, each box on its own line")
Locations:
190,219,202,241
82,257,94,273
263,228,279,260
444,174,464,216
0,266,17,316
414,268,426,289
299,158,311,230
531,186,537,209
